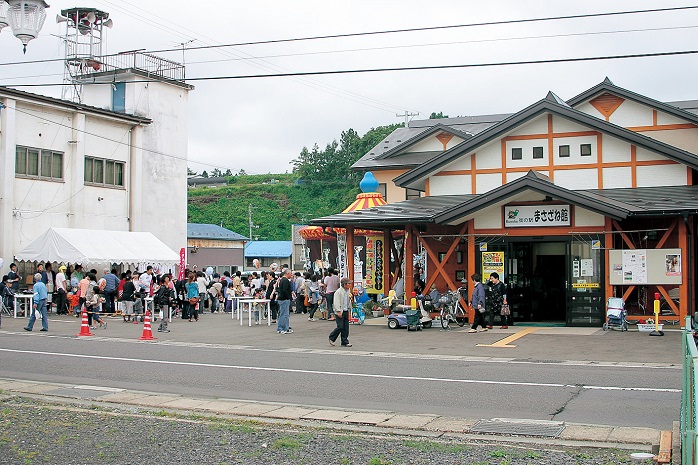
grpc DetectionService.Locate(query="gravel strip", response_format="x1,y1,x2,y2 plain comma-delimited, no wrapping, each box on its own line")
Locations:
0,396,644,464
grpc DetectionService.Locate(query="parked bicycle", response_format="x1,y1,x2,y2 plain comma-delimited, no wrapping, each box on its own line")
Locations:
439,287,468,329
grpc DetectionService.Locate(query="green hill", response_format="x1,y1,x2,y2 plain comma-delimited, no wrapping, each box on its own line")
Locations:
188,174,359,240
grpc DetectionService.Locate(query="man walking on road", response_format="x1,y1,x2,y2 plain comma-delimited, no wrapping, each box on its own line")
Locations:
329,277,353,347
25,273,48,332
276,269,294,334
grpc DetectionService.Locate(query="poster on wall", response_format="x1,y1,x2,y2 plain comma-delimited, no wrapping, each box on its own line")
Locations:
364,236,384,294
482,251,505,281
336,234,347,279
665,253,681,276
353,245,364,289
622,249,647,283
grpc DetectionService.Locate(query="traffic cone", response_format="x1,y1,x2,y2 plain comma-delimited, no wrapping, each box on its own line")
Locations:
138,310,157,341
76,307,94,337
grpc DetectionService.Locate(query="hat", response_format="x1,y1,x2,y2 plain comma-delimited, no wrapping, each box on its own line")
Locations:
59,265,67,272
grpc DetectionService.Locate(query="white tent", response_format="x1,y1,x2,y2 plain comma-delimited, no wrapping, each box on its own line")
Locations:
15,228,180,268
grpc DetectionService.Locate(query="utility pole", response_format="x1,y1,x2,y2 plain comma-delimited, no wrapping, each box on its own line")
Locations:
180,39,195,78
396,111,419,128
248,204,258,240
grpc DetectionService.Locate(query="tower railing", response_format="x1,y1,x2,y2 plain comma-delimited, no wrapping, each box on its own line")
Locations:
75,51,185,82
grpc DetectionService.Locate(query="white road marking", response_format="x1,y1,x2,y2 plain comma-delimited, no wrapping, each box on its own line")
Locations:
0,348,680,393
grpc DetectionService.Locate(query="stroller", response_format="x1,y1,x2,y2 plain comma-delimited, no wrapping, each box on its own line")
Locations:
603,297,627,331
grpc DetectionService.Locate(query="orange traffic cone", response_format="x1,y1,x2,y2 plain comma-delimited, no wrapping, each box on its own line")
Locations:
76,307,94,337
138,310,157,341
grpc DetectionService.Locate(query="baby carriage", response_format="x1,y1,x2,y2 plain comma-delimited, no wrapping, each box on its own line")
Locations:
603,297,627,331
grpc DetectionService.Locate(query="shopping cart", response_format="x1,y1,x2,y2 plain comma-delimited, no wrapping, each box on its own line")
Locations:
603,297,628,331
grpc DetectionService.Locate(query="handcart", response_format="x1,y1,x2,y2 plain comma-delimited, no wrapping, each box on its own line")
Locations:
603,297,628,331
406,308,422,331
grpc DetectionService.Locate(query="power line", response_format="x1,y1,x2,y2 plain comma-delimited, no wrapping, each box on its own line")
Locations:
1,5,696,68
6,49,698,87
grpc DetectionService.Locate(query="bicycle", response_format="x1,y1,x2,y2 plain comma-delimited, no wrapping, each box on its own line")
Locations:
439,287,468,329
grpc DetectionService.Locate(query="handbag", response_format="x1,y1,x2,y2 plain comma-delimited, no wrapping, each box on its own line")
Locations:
500,304,511,316
304,294,310,306
477,305,486,314
188,297,199,305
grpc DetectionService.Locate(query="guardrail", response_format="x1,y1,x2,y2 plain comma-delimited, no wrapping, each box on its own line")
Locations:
682,316,698,464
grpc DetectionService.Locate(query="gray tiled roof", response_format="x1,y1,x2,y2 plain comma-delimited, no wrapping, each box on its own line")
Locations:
187,223,248,241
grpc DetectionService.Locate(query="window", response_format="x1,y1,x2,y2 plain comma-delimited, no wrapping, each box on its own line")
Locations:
405,188,421,200
85,156,125,187
532,146,544,159
511,147,522,160
15,146,63,180
559,145,570,157
580,144,592,156
112,82,126,113
376,183,387,200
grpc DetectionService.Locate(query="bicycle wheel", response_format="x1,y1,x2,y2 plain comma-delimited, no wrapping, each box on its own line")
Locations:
454,304,467,327
440,309,450,329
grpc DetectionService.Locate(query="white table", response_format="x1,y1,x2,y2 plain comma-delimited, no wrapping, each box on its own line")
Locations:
13,294,33,319
229,295,248,320
238,298,271,326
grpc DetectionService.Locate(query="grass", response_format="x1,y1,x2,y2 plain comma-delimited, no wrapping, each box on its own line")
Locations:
402,439,469,453
272,436,303,450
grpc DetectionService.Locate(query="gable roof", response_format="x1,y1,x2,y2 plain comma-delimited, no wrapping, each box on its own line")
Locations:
393,92,698,190
187,223,248,241
310,172,698,227
374,124,473,160
567,77,698,126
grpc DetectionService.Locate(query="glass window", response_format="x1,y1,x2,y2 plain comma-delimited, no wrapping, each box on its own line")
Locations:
511,147,522,160
114,162,124,186
532,146,544,159
105,160,115,185
93,159,104,183
84,158,93,183
15,147,27,175
52,152,63,179
27,148,39,176
377,183,387,201
580,144,592,156
559,145,570,157
41,151,52,177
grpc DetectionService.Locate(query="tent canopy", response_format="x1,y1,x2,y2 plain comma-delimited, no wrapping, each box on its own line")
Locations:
15,228,180,267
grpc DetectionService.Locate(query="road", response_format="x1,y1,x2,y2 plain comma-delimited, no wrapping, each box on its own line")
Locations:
0,315,681,430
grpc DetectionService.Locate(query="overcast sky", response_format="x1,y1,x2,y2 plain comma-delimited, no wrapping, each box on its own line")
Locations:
2,0,697,175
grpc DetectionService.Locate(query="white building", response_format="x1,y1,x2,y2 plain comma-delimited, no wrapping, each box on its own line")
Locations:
0,51,192,274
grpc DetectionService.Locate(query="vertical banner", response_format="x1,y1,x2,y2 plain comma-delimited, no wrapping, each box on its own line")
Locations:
482,251,504,281
364,235,384,294
336,234,347,279
178,248,186,280
353,245,364,291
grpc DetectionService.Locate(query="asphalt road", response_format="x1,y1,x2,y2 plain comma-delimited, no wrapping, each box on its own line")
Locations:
0,312,682,431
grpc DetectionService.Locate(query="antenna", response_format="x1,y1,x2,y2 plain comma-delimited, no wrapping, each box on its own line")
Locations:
179,39,195,78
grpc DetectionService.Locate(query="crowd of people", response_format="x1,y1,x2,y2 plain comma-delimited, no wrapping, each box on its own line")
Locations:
0,262,357,346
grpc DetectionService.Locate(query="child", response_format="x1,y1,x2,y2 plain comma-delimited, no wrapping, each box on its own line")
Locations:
253,285,266,324
133,292,143,324
87,286,107,329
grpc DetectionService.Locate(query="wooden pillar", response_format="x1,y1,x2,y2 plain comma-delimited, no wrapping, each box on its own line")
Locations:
467,219,476,323
404,225,414,302
679,217,688,322
347,226,355,286
383,229,391,297
604,217,613,301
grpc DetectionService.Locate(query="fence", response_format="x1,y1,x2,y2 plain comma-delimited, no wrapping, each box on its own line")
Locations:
683,316,698,464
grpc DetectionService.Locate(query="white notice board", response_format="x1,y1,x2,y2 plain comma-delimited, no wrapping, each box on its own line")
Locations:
608,248,682,285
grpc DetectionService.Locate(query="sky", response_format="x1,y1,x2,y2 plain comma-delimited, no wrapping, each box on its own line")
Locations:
2,0,698,176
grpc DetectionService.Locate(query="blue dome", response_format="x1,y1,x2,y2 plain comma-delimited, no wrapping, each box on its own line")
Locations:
359,172,379,193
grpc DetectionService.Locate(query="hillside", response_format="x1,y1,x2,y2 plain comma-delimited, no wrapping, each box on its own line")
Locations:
188,174,359,240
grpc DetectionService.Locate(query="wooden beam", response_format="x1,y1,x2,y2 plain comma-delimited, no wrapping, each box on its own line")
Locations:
404,225,414,302
656,218,677,249
383,229,391,297
605,217,613,305
422,222,468,292
347,226,355,286
678,218,688,321
612,219,635,249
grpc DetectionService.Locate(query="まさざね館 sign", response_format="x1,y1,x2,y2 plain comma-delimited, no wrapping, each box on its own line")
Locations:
504,205,570,227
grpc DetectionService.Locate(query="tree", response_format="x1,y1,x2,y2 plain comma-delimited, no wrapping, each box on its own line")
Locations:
211,168,223,177
224,169,232,176
429,112,449,119
187,167,197,176
201,170,209,178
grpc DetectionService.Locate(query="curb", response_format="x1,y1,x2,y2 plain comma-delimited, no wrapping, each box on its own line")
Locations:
0,377,658,451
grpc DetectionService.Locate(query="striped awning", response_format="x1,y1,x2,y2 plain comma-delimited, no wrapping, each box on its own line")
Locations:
342,192,387,213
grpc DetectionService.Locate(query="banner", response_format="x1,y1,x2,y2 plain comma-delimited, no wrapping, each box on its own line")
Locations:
482,251,504,281
178,248,186,280
364,235,384,294
336,234,347,279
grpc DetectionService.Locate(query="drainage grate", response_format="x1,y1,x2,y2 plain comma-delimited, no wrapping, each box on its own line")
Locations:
469,419,565,438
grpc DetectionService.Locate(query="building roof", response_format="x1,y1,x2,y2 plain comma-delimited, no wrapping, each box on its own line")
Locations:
187,176,228,187
244,241,293,258
311,171,698,227
187,223,248,241
567,77,698,126
0,86,152,125
393,92,698,190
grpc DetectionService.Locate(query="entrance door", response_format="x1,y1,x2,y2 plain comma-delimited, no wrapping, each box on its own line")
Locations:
566,240,604,326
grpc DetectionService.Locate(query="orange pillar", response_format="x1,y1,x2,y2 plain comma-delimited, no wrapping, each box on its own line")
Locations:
383,229,391,297
604,217,613,302
679,218,688,322
467,219,476,323
347,226,355,286
404,225,414,302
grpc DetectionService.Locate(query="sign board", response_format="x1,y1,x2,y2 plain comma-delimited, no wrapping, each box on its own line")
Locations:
572,282,600,289
504,205,570,227
609,248,682,285
482,251,504,281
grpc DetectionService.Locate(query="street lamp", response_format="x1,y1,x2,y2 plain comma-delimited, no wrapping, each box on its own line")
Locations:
2,0,49,53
